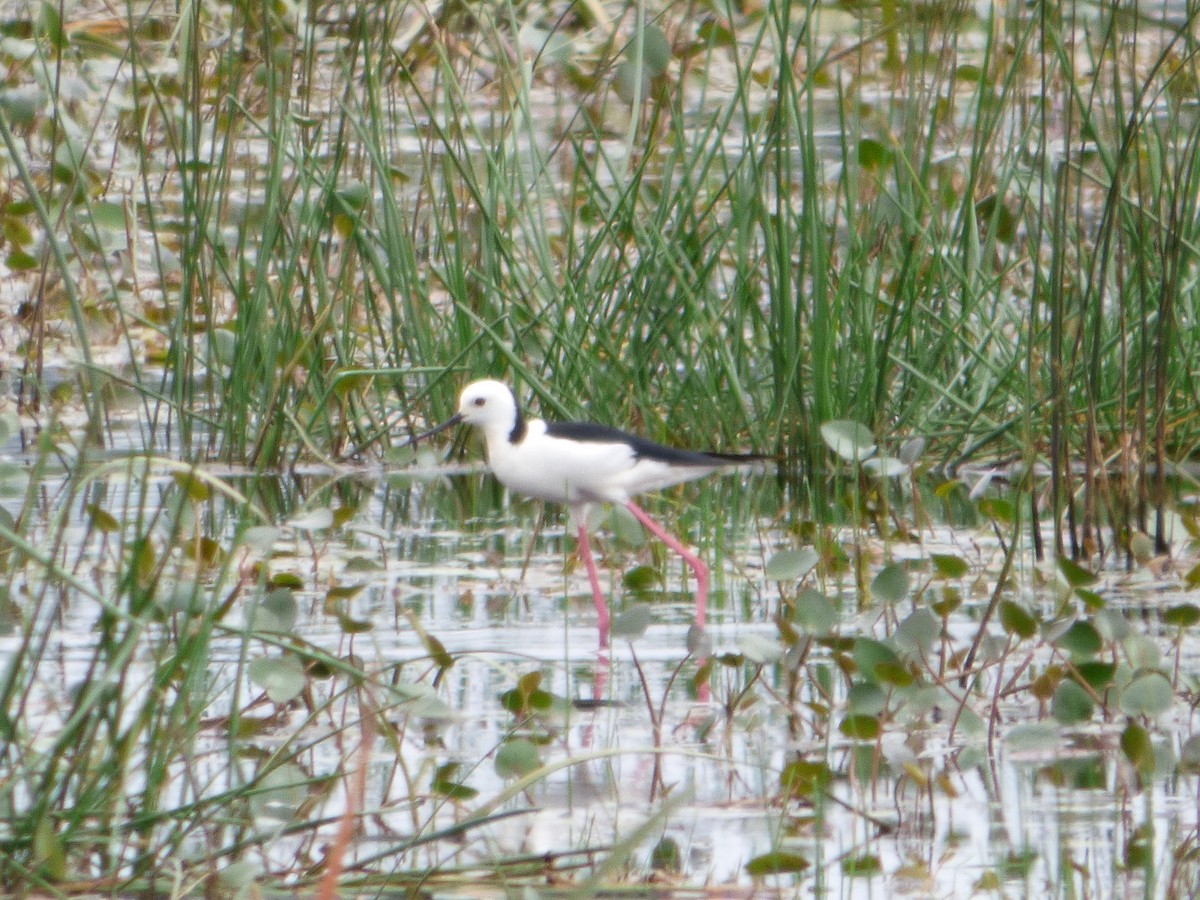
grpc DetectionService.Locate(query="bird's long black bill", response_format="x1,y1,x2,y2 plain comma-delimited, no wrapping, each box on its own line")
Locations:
402,412,463,447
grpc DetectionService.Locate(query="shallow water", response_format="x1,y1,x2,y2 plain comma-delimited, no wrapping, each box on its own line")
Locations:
5,460,1198,896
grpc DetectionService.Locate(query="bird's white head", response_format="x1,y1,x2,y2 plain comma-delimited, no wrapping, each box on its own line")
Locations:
406,378,522,447
455,379,519,430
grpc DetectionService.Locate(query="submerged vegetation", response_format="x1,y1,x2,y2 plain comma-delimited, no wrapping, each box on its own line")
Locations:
0,0,1199,894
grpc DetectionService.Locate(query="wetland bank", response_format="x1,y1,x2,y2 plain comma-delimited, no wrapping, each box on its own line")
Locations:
1,0,1200,895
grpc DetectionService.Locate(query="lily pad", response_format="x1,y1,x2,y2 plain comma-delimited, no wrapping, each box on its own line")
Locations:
611,604,652,641
765,547,818,581
1118,671,1173,718
495,738,541,778
820,420,876,462
1051,679,1094,725
870,562,910,604
247,655,306,704
793,587,838,634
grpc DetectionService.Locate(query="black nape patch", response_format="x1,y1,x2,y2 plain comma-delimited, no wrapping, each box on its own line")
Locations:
509,406,527,443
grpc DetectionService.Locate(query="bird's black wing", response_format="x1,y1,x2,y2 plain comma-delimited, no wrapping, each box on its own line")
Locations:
545,420,764,467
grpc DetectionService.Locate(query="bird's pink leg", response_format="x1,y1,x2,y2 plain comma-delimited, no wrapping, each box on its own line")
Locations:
625,501,711,702
577,524,610,649
624,501,707,632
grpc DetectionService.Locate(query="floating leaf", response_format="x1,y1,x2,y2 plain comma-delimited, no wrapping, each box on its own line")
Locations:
738,633,783,664
1118,671,1173,718
793,587,838,634
1121,633,1162,669
839,714,880,740
242,525,281,553
607,505,645,547
1163,604,1200,628
0,411,18,447
33,818,66,881
499,677,555,716
820,420,876,462
651,837,682,873
1075,661,1116,692
158,580,206,616
870,563,909,604
209,328,237,369
862,456,908,478
432,763,479,801
494,738,541,778
975,194,1017,243
746,850,810,877
696,17,736,49
85,503,119,532
1120,722,1154,773
686,624,712,658
250,588,298,633
1179,734,1200,774
764,547,818,581
1054,620,1103,658
6,248,38,271
977,497,1015,524
899,436,926,466
622,564,661,591
1129,531,1155,564
999,600,1038,640
1056,556,1099,589
1005,722,1060,752
635,24,672,77
182,536,222,566
1125,824,1154,869
780,759,832,798
251,762,309,821
613,58,646,105
518,23,572,66
1051,679,1094,725
1030,667,1061,702
421,633,453,670
1185,561,1200,589
216,862,260,893
930,587,962,617
843,854,884,877
852,638,901,684
0,87,39,126
89,200,126,231
1094,608,1131,642
894,609,938,657
247,655,306,704
288,508,334,531
930,553,969,579
327,583,366,601
857,137,893,170
846,681,886,715
336,613,373,634
881,661,918,688
611,604,652,641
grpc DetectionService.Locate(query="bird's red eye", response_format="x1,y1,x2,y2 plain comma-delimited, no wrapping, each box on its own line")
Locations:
473,397,486,406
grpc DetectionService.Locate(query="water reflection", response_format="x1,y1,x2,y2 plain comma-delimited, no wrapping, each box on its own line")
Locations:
1,461,1197,896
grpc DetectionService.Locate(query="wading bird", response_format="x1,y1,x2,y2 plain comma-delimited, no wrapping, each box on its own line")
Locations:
408,379,763,650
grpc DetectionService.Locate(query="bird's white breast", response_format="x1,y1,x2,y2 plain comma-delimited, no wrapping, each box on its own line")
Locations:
483,419,638,503
480,418,727,505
